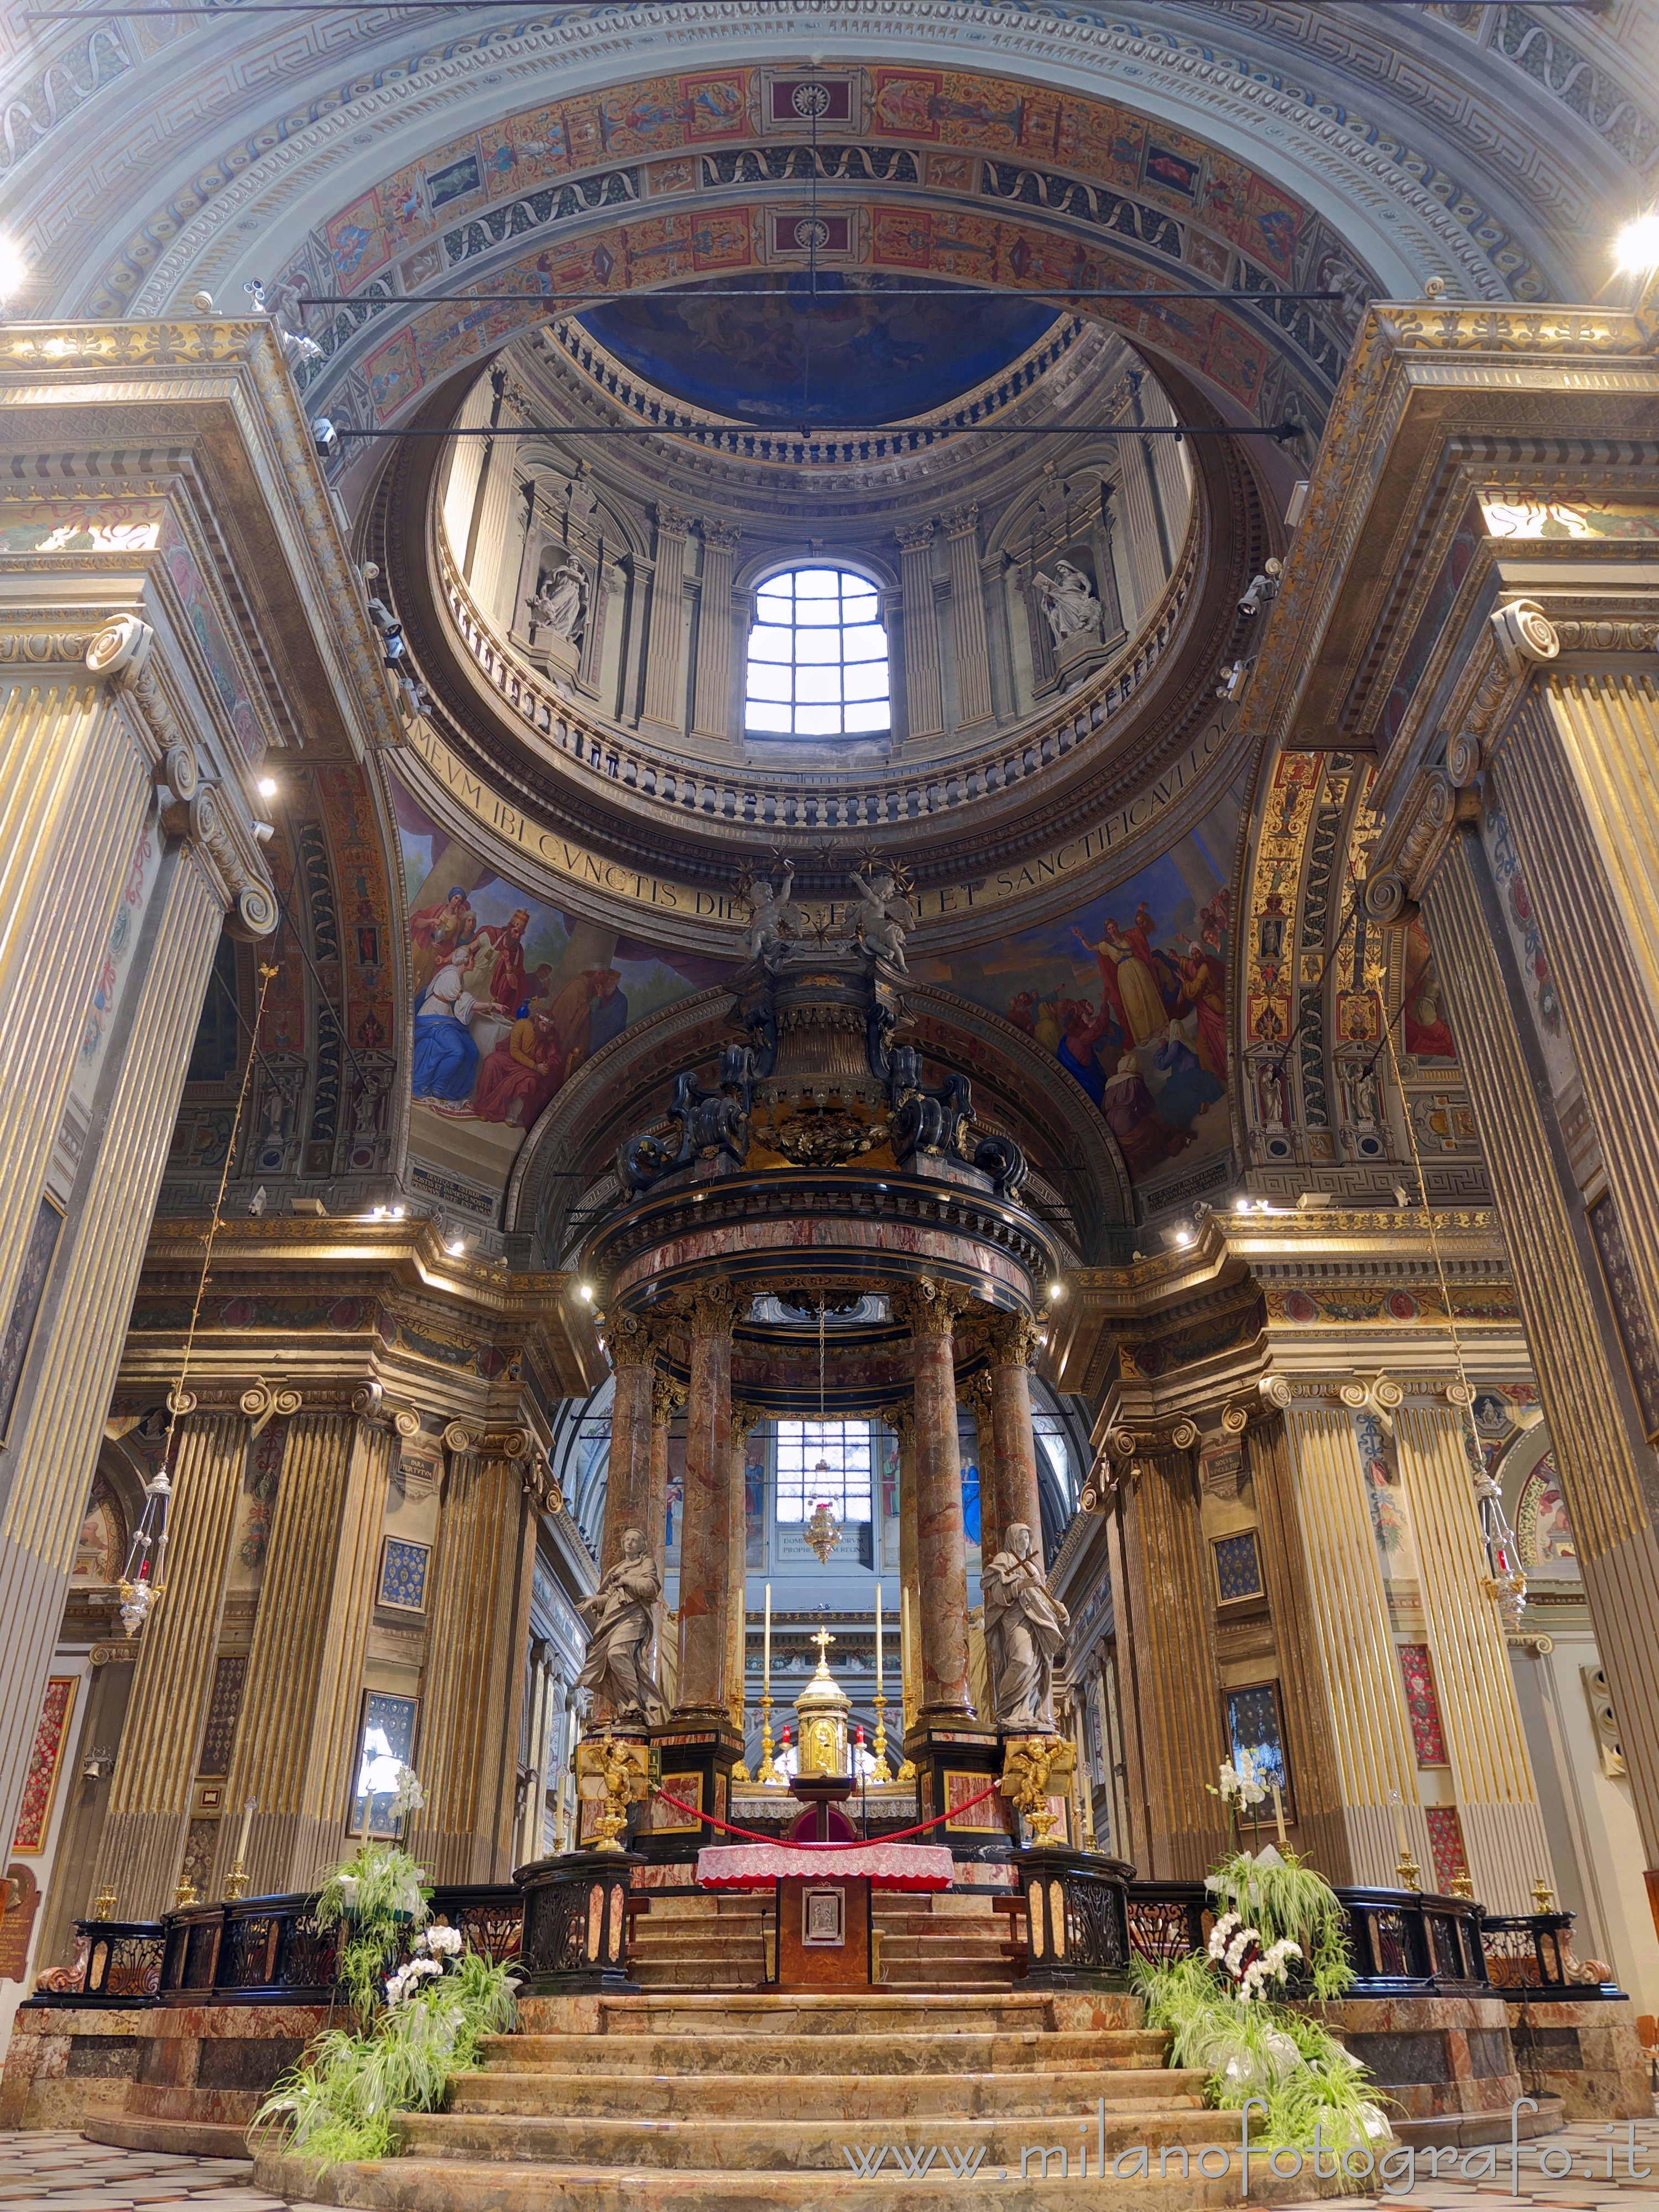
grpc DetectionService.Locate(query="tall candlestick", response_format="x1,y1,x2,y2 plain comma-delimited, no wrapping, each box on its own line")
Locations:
1272,1781,1286,1846
1389,1788,1408,1858
235,1796,256,1865
763,1582,771,1689
874,1583,883,1696
901,1587,912,1721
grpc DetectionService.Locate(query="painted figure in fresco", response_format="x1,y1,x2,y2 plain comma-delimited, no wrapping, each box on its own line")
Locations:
1103,1050,1190,1176
526,562,586,643
1152,1021,1225,1125
471,908,538,1015
1402,918,1457,1058
1075,919,1167,1044
1363,1456,1408,1557
574,1529,666,1724
1033,560,1104,646
473,1005,563,1127
548,966,626,1073
411,942,486,1102
409,885,477,998
1176,936,1228,1077
983,1521,1069,1731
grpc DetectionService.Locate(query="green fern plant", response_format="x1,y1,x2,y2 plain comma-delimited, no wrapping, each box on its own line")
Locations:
249,1946,519,2171
1205,1848,1355,2000
1133,1953,1389,2151
312,1841,433,2022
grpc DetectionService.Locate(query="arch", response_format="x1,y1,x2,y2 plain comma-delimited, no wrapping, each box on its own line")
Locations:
743,561,891,741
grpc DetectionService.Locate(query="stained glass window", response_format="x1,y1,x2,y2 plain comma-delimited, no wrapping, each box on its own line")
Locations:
744,568,890,737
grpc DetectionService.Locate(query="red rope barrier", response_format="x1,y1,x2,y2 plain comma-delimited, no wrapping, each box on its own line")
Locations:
649,1778,1003,1846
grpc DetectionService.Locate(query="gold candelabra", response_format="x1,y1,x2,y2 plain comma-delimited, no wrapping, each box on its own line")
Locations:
1394,1851,1422,1891
92,1885,117,1920
223,1863,250,1901
871,1688,894,1782
1531,1877,1556,1913
173,1877,199,1909
1449,1871,1475,1900
754,1691,783,1785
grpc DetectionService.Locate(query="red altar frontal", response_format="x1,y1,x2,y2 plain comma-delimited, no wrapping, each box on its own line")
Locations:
696,1840,956,1989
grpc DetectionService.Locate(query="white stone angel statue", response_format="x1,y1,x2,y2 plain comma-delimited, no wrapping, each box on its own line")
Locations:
742,862,801,961
849,867,916,971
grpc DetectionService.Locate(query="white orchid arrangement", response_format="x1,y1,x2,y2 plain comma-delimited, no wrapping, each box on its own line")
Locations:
1211,1749,1270,1808
389,1764,427,1820
1208,1910,1302,2003
384,1921,465,2005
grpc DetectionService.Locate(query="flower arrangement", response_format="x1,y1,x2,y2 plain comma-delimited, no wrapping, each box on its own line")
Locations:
384,1923,464,2006
1207,1911,1302,2002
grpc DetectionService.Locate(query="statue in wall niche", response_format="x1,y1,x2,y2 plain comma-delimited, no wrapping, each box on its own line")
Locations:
983,1521,1070,1733
1032,560,1104,647
574,1529,666,1725
740,862,802,962
849,867,916,971
526,561,587,643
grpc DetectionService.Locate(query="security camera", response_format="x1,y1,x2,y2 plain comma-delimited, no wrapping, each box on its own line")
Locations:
311,416,339,458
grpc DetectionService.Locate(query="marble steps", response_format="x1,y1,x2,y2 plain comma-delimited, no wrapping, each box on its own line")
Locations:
253,2146,1287,2211
392,2101,1241,2171
544,1990,1072,2035
482,2028,1173,2076
445,2064,1210,2121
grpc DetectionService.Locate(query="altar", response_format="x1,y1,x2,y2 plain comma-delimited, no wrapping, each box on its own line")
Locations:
695,1840,955,1989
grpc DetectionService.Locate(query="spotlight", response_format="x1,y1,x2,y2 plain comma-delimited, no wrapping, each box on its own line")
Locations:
311,416,340,459
446,1237,465,1256
258,776,278,799
578,1283,594,1302
1048,1280,1065,1301
382,624,406,666
1234,1196,1250,1214
1614,211,1659,276
1176,1228,1193,1246
391,1204,406,1220
0,236,30,302
1238,559,1284,619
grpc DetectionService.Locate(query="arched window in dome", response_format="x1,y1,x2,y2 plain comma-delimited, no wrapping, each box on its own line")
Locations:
744,566,889,738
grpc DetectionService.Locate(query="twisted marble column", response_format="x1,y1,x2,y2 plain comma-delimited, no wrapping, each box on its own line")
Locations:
895,1282,972,1721
674,1282,734,1720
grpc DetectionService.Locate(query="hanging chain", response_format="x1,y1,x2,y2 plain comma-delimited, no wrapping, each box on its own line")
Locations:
1364,939,1528,1626
119,959,278,1636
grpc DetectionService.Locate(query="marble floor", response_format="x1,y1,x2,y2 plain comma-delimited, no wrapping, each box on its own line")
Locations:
1,2122,1657,2208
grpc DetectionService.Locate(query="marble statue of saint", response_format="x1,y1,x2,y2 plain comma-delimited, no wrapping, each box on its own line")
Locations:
982,1521,1070,1731
1032,561,1104,646
574,1529,665,1724
742,862,801,962
849,868,916,971
526,562,587,643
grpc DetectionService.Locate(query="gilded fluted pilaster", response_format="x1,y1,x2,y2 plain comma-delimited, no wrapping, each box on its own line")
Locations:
1112,1447,1229,1879
93,1408,251,1917
405,1429,534,1882
1423,828,1659,1861
1248,1414,1354,1881
216,1410,394,1893
0,839,225,1856
1280,1408,1430,1886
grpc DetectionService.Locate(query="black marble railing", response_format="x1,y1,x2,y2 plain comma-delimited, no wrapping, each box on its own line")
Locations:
1123,1880,1493,1995
1481,1911,1624,2000
27,1884,524,2009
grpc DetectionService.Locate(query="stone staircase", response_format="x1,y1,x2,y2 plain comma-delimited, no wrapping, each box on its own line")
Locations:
628,1886,1016,1991
254,1988,1358,2209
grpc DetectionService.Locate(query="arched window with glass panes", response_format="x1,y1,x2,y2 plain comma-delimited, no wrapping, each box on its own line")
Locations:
744,566,890,738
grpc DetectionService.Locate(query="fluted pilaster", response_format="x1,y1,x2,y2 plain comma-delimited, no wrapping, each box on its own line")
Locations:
216,1408,395,1893
95,1410,251,1917
642,505,692,733
692,521,741,741
895,523,943,742
941,504,993,729
405,1427,533,1883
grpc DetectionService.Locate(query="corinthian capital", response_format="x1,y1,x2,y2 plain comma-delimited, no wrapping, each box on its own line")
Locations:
609,1311,665,1370
893,1277,969,1337
894,521,935,554
702,520,743,552
988,1313,1044,1370
940,502,980,539
880,1401,916,1450
655,504,695,538
682,1279,735,1337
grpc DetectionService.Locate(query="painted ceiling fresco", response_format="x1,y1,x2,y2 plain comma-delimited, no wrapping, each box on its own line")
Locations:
578,274,1060,425
912,821,1233,1192
393,779,732,1207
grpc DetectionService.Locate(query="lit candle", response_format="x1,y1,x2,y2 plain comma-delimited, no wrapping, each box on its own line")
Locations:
235,1796,257,1866
763,1582,771,1692
902,1588,913,1711
874,1583,883,1697
1272,1781,1286,1846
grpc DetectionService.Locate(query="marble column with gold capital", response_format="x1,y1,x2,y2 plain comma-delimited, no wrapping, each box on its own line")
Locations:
727,1402,764,1744
93,1405,252,1918
895,1282,974,1725
674,1284,734,1721
215,1404,398,1895
649,1368,685,1697
881,1403,922,1730
601,1313,664,1585
986,1312,1045,1557
404,1424,535,1884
